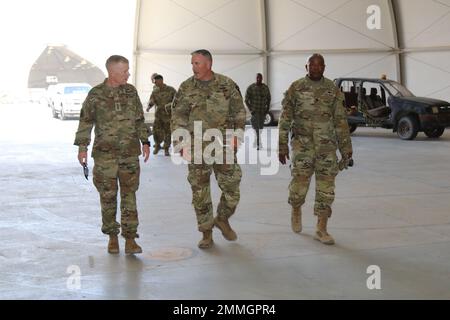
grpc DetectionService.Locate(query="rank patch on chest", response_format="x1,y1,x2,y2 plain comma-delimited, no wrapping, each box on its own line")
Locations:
115,102,122,112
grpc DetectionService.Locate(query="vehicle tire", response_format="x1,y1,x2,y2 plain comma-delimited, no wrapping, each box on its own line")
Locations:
397,115,419,140
349,123,357,134
264,112,274,126
424,127,445,138
60,107,66,120
51,106,58,119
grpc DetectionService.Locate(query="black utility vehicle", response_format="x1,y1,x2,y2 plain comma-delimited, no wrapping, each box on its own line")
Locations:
334,78,450,140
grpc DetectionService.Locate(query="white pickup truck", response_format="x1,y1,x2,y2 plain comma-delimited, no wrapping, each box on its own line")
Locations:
50,83,91,120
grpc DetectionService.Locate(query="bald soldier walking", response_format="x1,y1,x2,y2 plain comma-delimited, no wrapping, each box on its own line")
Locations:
171,49,246,249
245,73,271,150
74,55,150,254
278,53,353,245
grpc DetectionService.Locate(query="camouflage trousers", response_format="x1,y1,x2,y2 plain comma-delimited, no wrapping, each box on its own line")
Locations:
288,146,339,218
153,116,171,149
93,156,140,238
187,163,242,232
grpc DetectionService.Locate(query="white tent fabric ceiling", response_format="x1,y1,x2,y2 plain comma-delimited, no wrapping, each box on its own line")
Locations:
396,0,450,101
134,0,450,107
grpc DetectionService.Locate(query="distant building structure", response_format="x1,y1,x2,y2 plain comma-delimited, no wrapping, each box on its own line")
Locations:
28,44,105,89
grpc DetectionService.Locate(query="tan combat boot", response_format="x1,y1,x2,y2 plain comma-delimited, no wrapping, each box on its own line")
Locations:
125,238,143,254
291,207,302,233
153,145,161,155
214,216,237,241
198,230,214,249
314,216,335,245
108,234,119,254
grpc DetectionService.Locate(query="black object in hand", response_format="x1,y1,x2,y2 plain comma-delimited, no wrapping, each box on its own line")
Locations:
82,163,89,180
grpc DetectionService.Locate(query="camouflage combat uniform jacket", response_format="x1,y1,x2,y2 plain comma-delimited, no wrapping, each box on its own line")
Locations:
171,72,246,152
278,76,352,157
149,84,176,122
74,80,150,159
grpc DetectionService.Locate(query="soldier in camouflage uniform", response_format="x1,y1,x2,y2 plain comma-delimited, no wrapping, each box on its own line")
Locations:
171,49,246,249
278,54,353,245
245,73,271,150
74,55,151,254
146,74,176,156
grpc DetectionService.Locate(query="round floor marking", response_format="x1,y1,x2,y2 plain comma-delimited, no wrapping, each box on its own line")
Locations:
145,247,194,261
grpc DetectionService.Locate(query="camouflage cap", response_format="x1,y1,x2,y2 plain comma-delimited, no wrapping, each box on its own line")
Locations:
151,73,159,81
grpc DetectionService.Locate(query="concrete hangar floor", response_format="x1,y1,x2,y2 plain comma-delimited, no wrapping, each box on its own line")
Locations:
0,102,449,299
